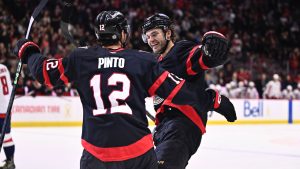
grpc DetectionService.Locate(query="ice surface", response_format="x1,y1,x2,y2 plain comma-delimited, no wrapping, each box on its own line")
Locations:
1,124,300,169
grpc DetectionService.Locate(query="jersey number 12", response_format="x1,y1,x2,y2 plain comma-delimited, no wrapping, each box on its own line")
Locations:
90,73,132,116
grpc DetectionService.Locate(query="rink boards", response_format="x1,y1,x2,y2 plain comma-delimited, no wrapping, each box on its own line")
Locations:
10,96,300,127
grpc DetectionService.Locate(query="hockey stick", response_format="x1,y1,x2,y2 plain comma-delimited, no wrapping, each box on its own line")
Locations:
0,0,48,152
146,111,155,122
60,21,79,47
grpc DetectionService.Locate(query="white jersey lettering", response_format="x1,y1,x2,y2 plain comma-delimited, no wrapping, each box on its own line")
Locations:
98,57,125,69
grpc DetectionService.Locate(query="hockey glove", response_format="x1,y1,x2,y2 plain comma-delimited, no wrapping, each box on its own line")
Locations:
201,31,230,68
13,38,40,64
61,0,74,22
62,0,73,5
206,88,237,122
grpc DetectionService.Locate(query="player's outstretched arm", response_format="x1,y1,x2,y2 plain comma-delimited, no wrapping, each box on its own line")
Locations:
13,38,74,87
206,88,237,122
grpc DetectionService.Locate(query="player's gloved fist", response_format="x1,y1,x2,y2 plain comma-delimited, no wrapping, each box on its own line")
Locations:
61,0,73,6
61,0,74,22
13,38,40,64
201,31,230,67
206,88,237,122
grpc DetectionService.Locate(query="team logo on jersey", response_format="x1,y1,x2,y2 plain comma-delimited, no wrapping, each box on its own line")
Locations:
153,95,164,106
157,160,165,165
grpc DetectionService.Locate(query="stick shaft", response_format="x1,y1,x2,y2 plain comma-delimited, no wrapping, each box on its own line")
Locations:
0,0,48,151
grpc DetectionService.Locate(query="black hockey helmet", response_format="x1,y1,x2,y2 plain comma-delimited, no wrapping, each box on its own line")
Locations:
94,11,130,46
141,13,172,43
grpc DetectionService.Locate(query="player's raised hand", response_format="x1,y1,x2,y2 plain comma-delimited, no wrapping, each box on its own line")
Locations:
61,0,74,22
13,38,40,64
61,0,72,5
201,31,230,67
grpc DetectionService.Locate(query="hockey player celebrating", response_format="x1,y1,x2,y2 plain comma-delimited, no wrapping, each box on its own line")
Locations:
142,13,237,169
13,10,234,169
0,64,15,169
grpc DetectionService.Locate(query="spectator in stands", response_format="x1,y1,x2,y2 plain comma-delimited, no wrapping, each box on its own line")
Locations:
230,33,242,59
294,83,300,99
263,74,282,99
289,48,299,76
236,81,246,98
0,0,299,97
237,68,251,82
220,83,232,98
282,74,297,90
282,85,295,100
254,73,268,98
245,81,259,99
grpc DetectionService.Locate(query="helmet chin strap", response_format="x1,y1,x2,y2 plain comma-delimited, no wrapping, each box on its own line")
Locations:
121,32,129,48
121,40,126,48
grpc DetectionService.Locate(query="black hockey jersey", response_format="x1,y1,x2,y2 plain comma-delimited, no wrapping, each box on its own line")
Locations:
156,40,216,133
26,46,206,162
158,40,209,84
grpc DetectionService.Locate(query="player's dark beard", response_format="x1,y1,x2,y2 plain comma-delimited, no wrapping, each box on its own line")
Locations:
154,39,170,60
156,36,170,55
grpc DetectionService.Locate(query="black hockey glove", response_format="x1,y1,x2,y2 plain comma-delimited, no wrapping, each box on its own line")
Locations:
62,0,72,5
206,88,237,122
13,38,40,64
201,31,230,68
61,0,74,22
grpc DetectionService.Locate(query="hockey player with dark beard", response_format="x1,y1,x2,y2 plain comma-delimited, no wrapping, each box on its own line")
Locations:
142,13,237,169
14,10,233,169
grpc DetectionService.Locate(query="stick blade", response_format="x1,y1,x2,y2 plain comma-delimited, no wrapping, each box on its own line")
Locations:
32,0,48,19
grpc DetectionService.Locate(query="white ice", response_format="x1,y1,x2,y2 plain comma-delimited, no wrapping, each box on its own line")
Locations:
1,124,300,169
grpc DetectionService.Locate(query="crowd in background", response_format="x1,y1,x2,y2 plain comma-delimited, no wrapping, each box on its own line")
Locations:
0,0,299,99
